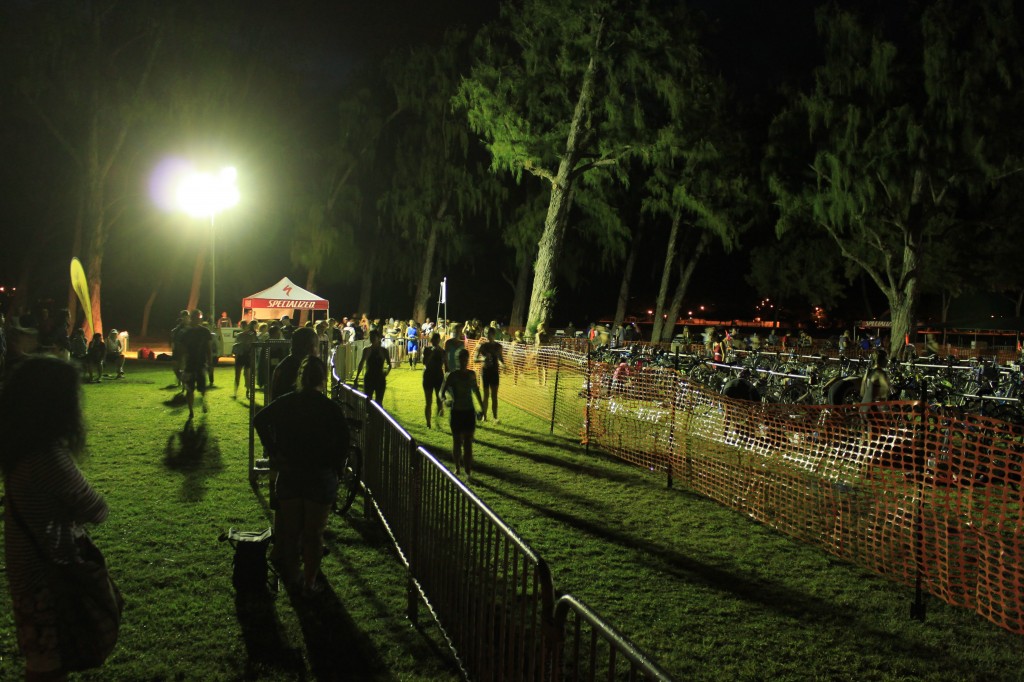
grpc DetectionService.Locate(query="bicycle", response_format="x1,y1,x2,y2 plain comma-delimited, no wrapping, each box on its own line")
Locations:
334,401,364,516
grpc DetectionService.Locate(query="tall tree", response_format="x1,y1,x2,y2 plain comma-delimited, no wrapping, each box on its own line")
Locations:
456,0,707,333
3,0,163,334
380,33,503,322
768,1,1024,356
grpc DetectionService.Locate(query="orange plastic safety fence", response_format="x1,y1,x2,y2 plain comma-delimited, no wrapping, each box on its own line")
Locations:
479,340,1024,636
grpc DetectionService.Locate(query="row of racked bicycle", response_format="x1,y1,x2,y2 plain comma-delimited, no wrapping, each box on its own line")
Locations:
588,345,1024,425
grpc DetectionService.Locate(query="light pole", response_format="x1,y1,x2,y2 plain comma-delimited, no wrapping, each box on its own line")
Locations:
176,166,239,321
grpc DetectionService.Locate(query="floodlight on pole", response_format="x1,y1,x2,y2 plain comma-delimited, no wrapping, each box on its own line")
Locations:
175,166,239,323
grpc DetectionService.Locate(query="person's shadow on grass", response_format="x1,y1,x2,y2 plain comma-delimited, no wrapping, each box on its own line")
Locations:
162,392,188,408
284,580,390,681
234,592,305,679
164,422,224,501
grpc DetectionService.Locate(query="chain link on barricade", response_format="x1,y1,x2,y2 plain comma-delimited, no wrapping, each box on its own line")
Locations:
493,339,1024,636
330,380,677,681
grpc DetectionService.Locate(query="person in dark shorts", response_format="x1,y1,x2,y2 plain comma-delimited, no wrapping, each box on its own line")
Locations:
170,309,190,391
441,348,484,480
254,356,349,595
474,326,505,423
355,329,391,404
180,310,212,420
232,320,258,399
421,332,445,428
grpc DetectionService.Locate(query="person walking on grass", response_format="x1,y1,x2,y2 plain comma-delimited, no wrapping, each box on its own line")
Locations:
444,323,465,373
180,310,212,421
254,356,349,596
355,329,391,404
421,332,445,428
441,348,484,480
232,320,258,399
475,326,504,423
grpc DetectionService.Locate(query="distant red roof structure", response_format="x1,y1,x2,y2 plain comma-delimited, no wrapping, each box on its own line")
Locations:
242,277,329,320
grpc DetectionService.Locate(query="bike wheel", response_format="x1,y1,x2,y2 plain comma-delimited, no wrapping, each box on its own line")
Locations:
334,447,363,516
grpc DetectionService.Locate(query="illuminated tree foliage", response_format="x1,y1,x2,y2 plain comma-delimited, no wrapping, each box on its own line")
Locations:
768,0,1024,355
455,0,708,333
380,33,505,322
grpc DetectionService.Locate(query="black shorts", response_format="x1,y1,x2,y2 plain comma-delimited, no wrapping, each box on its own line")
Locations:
423,373,444,391
482,366,500,388
182,370,208,393
235,354,251,369
450,409,476,434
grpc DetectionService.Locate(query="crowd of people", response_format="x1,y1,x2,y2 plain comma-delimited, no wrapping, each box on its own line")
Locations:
0,302,940,678
0,307,133,387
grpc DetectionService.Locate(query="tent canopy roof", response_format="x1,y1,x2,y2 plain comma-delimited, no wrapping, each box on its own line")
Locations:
243,276,329,311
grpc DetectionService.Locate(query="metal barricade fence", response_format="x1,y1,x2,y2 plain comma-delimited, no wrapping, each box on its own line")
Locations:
331,382,676,681
551,594,676,682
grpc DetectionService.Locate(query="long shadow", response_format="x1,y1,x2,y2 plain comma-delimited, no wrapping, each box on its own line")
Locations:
163,422,224,502
162,393,188,408
284,579,391,681
323,503,459,675
472,436,646,485
471,478,955,666
234,592,306,679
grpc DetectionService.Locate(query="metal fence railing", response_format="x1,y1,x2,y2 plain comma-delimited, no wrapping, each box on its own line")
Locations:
331,382,675,681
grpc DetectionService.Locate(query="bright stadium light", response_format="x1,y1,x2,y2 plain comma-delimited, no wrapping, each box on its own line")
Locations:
175,166,239,322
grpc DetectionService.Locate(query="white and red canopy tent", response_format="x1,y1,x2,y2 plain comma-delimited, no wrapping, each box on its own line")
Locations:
242,276,329,322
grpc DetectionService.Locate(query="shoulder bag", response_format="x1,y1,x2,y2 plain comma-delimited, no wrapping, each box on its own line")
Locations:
8,499,125,672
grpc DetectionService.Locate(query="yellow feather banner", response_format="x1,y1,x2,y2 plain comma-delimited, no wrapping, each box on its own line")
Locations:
70,257,92,337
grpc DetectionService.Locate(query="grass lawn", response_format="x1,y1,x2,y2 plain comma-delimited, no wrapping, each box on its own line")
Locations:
0,360,459,682
1,359,1022,681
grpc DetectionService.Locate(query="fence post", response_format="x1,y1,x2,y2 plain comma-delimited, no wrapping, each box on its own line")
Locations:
585,350,591,456
910,381,928,622
550,344,562,434
407,439,422,624
248,344,257,486
667,370,677,490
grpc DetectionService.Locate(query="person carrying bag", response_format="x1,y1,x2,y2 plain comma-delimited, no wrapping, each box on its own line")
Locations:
1,356,123,679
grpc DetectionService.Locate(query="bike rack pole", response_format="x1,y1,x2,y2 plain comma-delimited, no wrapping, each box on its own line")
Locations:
407,437,422,625
910,380,928,622
585,351,591,456
550,344,562,434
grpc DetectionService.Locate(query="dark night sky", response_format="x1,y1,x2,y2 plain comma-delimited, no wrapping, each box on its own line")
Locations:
1,0,866,333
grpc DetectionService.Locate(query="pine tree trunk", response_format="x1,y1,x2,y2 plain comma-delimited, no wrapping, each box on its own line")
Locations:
140,289,159,338
661,231,710,343
509,255,531,330
527,180,575,333
614,225,641,332
650,212,679,342
888,168,924,358
525,23,601,333
413,202,446,322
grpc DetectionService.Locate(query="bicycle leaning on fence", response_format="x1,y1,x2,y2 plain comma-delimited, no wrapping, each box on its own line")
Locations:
334,400,364,516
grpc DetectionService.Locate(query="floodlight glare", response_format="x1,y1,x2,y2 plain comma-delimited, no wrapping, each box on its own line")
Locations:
176,167,239,218
173,164,239,329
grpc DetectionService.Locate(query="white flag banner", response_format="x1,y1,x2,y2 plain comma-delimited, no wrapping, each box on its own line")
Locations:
440,277,447,304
